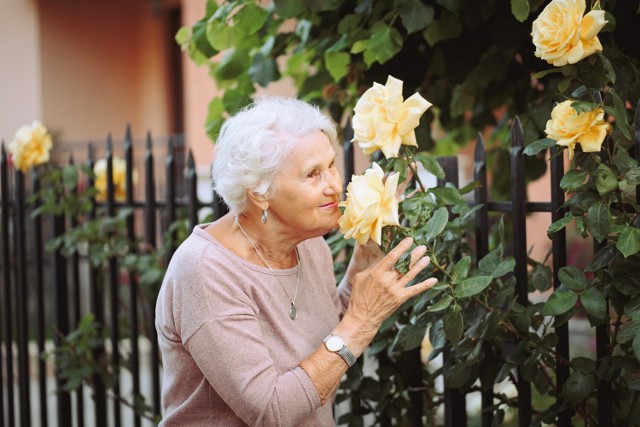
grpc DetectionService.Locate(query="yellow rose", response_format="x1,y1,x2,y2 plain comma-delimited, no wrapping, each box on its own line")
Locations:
531,0,607,67
338,162,400,245
352,75,432,159
545,100,612,159
94,156,138,201
7,121,53,173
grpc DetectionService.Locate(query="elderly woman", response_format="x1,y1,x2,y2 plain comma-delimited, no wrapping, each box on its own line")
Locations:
155,97,437,426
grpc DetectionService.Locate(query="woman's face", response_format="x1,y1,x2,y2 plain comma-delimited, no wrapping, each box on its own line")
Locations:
268,131,343,239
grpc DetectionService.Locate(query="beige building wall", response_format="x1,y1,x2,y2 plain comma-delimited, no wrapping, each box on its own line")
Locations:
38,0,173,149
0,0,42,144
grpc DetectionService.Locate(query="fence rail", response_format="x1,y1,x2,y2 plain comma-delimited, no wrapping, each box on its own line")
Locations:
1,105,639,426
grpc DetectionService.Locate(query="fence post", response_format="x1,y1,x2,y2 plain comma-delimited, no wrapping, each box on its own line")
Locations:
13,168,31,427
124,127,142,427
1,143,16,427
510,117,532,426
474,134,494,427
51,181,72,426
105,136,122,427
437,156,467,427
144,134,162,418
87,143,107,427
67,155,85,427
186,150,198,229
32,167,49,427
550,145,571,426
166,137,176,262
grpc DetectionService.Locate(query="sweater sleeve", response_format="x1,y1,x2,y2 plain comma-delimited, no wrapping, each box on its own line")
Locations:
185,316,321,427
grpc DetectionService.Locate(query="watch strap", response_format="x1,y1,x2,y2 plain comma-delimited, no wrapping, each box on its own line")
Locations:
337,345,357,367
323,334,357,367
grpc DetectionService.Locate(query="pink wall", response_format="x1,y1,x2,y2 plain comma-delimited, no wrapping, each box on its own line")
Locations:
38,0,173,145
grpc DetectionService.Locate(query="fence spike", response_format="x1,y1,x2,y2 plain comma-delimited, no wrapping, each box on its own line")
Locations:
124,124,132,149
474,132,485,162
106,134,113,157
511,116,524,148
146,130,153,151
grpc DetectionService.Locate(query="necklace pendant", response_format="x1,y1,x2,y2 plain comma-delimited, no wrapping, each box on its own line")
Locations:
289,303,297,320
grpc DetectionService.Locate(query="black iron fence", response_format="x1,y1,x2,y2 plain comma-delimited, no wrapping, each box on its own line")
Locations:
1,108,639,426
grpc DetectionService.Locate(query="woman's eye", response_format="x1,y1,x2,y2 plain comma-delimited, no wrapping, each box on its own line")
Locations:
307,170,320,178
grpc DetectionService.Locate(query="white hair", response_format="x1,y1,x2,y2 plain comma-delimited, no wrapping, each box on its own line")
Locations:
212,97,337,214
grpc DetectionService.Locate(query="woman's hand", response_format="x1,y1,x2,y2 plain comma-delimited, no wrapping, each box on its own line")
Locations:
344,237,438,332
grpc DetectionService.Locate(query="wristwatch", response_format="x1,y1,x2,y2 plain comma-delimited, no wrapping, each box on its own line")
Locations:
323,334,357,367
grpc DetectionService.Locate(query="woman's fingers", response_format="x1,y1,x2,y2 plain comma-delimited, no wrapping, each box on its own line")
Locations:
404,277,439,300
408,245,427,269
379,237,414,270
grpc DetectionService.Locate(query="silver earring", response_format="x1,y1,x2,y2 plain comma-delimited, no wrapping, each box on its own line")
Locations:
261,209,268,224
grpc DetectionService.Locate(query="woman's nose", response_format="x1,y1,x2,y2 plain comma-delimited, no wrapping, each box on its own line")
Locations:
323,172,342,195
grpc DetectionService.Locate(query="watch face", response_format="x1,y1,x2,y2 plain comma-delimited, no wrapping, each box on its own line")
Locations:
326,335,344,352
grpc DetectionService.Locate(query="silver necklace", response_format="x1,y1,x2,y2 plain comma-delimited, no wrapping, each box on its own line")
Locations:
234,217,301,320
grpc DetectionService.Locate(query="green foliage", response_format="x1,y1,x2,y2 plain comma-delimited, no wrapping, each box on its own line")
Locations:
30,163,189,423
183,0,640,424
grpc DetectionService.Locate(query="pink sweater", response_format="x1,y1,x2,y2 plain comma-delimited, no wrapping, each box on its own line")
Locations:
155,225,351,426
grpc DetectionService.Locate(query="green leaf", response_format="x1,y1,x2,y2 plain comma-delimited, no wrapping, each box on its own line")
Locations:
613,149,637,174
560,169,588,192
175,26,190,49
423,11,461,46
544,289,578,316
478,251,500,274
248,54,280,87
206,21,241,51
633,334,640,362
452,256,471,284
424,207,449,241
585,244,617,273
324,51,350,82
398,0,434,34
616,226,640,258
429,186,464,205
454,276,492,298
62,166,79,191
622,298,640,319
547,213,573,237
393,323,427,351
523,138,555,156
585,202,610,243
416,152,445,180
428,294,454,312
531,264,553,292
214,48,251,81
443,309,464,346
273,0,304,18
595,164,618,196
511,0,530,22
562,371,595,404
234,4,269,35
352,22,403,67
445,363,471,388
624,167,640,185
450,84,475,117
492,257,515,279
609,88,631,139
618,319,640,343
580,287,608,319
570,101,599,114
558,266,587,291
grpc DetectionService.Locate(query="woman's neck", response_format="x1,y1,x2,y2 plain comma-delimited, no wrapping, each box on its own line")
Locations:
233,213,300,269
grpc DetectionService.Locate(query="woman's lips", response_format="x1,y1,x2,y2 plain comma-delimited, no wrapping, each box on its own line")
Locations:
320,201,338,209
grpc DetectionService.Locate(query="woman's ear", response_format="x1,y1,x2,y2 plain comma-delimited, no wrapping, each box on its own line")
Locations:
246,190,269,212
